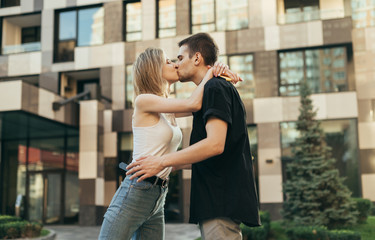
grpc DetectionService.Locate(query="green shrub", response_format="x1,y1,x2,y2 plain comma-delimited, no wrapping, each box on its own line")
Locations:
0,215,21,225
241,211,271,240
328,229,361,240
286,226,329,240
0,216,42,239
352,198,373,223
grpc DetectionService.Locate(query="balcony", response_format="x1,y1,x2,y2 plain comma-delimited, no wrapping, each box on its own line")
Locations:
278,8,345,24
2,42,41,55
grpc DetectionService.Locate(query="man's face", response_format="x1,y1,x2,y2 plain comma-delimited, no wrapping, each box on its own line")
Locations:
176,45,196,82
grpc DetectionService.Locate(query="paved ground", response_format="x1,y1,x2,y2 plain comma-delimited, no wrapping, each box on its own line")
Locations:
48,224,200,240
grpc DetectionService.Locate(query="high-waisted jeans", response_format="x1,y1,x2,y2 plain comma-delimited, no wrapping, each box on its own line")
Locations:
98,175,168,240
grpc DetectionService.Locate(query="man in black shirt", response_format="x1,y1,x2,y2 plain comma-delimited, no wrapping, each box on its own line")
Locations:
127,33,260,239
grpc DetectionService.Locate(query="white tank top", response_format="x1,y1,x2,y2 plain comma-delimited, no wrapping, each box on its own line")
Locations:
132,113,182,179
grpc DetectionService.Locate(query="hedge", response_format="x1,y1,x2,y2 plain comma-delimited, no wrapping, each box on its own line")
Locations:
241,211,270,240
286,226,361,240
0,215,42,239
352,198,373,223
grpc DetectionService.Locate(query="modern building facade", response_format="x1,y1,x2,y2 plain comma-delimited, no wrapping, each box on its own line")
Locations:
0,0,374,225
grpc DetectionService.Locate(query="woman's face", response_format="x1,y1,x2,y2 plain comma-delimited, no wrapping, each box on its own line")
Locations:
162,57,179,84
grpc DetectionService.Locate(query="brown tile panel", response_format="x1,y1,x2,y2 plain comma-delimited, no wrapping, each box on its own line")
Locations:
360,149,375,174
176,0,190,35
254,51,278,98
112,110,124,132
279,23,308,49
21,83,39,114
104,158,118,181
104,1,123,44
358,100,373,122
64,101,79,126
182,178,191,223
323,17,352,45
125,42,136,64
97,152,104,179
258,123,281,149
79,205,107,226
66,0,77,7
80,179,96,205
123,109,134,132
244,99,254,124
100,67,112,101
34,0,43,11
39,72,59,94
225,31,238,53
41,51,53,73
226,28,265,55
260,202,283,221
0,56,8,77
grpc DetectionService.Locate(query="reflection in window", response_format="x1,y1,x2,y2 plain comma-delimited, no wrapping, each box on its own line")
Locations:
280,119,360,197
229,54,255,100
279,46,348,96
191,0,248,33
158,0,176,38
247,125,259,195
124,0,142,41
352,0,375,28
282,0,320,24
126,65,134,109
55,6,104,62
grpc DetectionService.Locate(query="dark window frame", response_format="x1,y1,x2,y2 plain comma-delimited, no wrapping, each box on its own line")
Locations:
53,4,103,63
156,0,177,39
21,26,41,44
0,0,20,8
123,0,142,42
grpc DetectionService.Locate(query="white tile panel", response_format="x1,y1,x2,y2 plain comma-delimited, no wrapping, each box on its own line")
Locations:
253,97,283,123
365,27,375,51
258,148,282,176
8,52,41,76
282,96,300,121
80,125,98,152
326,92,358,119
264,26,280,51
310,94,327,120
103,110,112,133
358,122,375,149
111,43,125,66
356,72,375,99
361,174,375,201
0,6,21,16
210,32,226,55
182,169,192,179
104,132,117,158
75,47,90,69
261,0,277,26
95,178,105,206
20,0,33,12
142,0,156,41
259,175,283,203
79,152,98,179
0,81,22,111
43,0,67,10
51,62,75,73
307,21,323,46
80,100,99,126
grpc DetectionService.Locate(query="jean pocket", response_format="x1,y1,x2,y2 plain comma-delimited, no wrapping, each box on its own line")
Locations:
131,180,153,190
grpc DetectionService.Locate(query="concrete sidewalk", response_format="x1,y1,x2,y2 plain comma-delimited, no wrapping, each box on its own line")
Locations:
48,223,200,240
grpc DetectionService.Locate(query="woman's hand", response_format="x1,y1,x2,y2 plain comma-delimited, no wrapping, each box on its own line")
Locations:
211,62,243,84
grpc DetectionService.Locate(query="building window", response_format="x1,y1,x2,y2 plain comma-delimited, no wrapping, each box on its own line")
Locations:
279,46,349,96
0,0,19,8
229,54,255,100
191,0,248,34
124,0,142,41
278,0,320,24
352,0,375,28
126,65,134,109
55,6,104,62
157,0,176,38
280,119,360,197
1,14,41,55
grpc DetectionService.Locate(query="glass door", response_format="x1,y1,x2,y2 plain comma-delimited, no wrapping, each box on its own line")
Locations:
27,171,62,224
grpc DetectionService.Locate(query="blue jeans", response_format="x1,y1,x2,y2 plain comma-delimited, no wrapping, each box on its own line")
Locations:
98,175,168,240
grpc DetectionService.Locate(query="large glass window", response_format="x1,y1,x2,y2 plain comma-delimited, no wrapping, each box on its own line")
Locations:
247,125,259,195
229,54,255,100
126,65,134,109
352,0,375,28
55,6,104,62
279,46,349,96
0,0,19,8
158,0,176,38
280,119,360,197
191,0,248,34
281,0,320,24
124,0,142,41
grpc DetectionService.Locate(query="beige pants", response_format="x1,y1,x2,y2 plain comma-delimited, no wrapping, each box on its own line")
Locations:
199,217,242,240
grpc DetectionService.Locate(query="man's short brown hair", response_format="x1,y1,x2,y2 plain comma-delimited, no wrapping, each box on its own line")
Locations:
178,33,218,66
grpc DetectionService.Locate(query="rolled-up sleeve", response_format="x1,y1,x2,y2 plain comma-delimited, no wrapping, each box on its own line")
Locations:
202,85,232,126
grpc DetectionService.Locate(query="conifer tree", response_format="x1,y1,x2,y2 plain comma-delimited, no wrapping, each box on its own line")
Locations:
282,81,357,229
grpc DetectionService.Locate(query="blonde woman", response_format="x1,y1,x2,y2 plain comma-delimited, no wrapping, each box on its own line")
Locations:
98,48,238,240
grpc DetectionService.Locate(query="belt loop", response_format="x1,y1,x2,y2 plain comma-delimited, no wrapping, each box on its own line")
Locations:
153,177,159,186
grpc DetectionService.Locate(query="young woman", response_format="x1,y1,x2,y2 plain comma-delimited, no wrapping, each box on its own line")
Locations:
98,47,236,240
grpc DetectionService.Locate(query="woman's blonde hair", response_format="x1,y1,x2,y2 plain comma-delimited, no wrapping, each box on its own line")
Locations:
133,48,168,98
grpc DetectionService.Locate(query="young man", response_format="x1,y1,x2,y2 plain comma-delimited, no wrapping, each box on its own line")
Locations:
127,33,261,239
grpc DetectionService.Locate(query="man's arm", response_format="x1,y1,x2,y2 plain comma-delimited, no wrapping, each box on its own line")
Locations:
126,117,228,182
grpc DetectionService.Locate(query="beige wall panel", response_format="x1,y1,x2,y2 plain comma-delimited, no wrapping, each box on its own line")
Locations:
361,174,375,201
259,175,283,203
104,132,117,158
38,88,55,119
182,169,192,180
261,0,277,26
356,72,375,99
104,181,117,206
320,0,345,20
326,92,358,119
258,148,282,176
280,23,308,49
51,62,75,73
354,51,375,73
142,0,156,40
53,95,66,123
135,39,160,56
20,0,34,12
249,0,263,28
43,0,67,9
352,28,366,52
307,21,323,46
104,110,113,133
80,125,98,152
358,122,375,149
365,26,375,50
310,94,328,120
282,96,300,121
8,52,41,76
258,123,281,149
210,32,226,55
75,47,90,69
237,28,265,53
112,65,125,110
0,81,22,111
0,6,21,16
358,100,373,122
79,152,98,179
95,178,105,206
253,97,283,123
160,37,180,59
176,116,193,129
80,100,99,126
264,26,280,51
